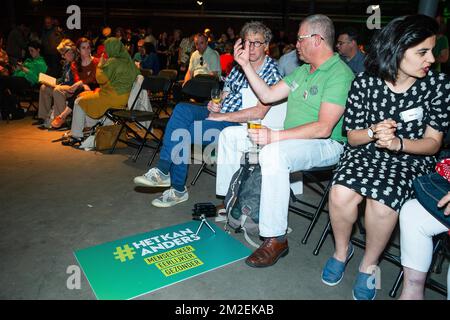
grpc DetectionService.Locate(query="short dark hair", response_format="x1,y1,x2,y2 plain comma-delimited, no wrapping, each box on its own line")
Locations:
144,42,156,54
365,15,438,84
338,27,359,43
28,40,42,51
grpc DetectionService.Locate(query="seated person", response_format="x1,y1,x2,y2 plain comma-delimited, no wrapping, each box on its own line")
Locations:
51,37,99,129
183,33,221,84
37,39,76,128
335,27,365,75
0,41,47,120
62,37,139,146
398,164,449,300
139,42,160,76
133,21,282,208
231,15,354,271
321,15,449,300
133,39,145,64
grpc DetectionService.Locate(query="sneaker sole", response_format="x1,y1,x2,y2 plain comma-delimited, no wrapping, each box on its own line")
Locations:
151,195,189,208
321,274,344,287
352,290,376,301
133,176,170,188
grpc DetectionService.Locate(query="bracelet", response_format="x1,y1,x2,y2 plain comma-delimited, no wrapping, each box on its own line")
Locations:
397,137,404,153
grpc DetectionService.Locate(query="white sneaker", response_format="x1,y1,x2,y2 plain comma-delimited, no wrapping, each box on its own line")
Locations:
134,168,170,187
152,188,189,208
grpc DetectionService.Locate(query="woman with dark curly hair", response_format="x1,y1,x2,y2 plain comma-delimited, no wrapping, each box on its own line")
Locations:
321,14,450,300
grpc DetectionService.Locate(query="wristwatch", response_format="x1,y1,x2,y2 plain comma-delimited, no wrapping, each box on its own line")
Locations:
367,127,374,139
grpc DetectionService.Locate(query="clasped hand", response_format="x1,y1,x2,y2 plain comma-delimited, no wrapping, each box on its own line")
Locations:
371,119,401,151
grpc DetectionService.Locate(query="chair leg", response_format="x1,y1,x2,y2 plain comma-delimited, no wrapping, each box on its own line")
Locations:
109,124,126,155
313,219,332,256
147,138,163,167
133,129,151,162
191,162,207,186
301,179,332,245
389,269,404,298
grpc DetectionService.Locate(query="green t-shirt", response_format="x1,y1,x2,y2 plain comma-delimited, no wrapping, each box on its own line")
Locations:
12,56,48,86
283,53,354,142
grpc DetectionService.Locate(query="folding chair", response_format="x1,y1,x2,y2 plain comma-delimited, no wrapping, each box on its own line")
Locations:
157,69,178,115
288,165,337,245
158,69,178,81
106,75,171,162
18,84,40,117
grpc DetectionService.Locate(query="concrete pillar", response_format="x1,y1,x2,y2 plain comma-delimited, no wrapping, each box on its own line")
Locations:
418,0,439,17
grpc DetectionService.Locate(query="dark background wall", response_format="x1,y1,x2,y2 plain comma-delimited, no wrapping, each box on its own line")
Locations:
1,0,448,46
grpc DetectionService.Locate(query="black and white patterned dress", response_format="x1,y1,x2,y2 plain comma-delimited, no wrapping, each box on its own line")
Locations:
333,71,450,213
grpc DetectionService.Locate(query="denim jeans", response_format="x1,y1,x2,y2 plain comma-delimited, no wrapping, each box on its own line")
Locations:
413,173,450,229
157,102,239,191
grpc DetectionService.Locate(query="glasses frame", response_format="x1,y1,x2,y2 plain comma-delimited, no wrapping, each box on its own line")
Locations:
200,56,204,66
297,34,325,43
243,40,267,48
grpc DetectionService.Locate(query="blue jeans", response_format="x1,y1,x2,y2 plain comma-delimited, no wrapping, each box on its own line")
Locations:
413,173,450,229
157,102,239,191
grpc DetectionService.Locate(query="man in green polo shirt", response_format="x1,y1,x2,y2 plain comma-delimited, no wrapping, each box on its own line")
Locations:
232,14,354,268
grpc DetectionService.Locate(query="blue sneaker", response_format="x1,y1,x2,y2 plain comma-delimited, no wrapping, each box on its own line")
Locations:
321,243,354,286
352,271,377,300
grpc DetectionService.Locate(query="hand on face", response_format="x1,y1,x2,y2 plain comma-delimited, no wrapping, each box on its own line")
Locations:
233,38,250,68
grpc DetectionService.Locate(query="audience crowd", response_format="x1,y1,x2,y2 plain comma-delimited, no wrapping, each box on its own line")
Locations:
0,12,449,300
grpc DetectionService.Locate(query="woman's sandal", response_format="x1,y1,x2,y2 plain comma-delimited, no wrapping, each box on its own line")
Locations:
61,136,82,147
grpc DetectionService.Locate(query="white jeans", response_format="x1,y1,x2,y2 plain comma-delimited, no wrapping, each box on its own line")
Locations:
400,199,448,273
216,125,344,237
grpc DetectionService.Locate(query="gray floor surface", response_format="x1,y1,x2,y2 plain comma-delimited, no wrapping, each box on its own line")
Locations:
0,117,447,300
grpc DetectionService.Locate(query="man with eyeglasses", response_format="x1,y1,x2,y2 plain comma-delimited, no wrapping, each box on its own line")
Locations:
133,21,282,208
183,33,221,84
336,27,365,75
232,14,354,268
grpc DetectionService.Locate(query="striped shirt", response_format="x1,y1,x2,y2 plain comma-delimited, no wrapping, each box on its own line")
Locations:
220,56,282,113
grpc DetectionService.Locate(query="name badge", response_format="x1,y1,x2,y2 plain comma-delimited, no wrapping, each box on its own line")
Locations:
399,107,423,122
289,80,299,92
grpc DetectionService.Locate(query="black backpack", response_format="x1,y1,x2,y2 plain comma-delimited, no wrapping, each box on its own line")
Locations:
224,152,261,247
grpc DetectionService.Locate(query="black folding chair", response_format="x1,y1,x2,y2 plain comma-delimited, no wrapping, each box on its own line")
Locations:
288,165,337,244
106,75,171,162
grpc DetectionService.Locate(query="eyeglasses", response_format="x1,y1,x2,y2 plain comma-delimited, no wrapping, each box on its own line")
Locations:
200,56,204,66
243,40,266,48
297,34,324,43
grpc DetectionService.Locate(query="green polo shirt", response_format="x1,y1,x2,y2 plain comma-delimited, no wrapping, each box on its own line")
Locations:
283,53,354,142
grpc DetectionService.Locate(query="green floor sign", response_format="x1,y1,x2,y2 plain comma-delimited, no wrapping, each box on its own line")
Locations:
74,220,252,300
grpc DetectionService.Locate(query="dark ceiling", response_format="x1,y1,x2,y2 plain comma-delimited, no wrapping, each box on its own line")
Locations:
1,0,448,42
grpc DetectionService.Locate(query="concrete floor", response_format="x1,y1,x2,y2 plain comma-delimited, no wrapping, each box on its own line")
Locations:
0,116,447,300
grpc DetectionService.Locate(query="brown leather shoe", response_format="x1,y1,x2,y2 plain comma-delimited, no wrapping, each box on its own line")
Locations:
245,237,289,268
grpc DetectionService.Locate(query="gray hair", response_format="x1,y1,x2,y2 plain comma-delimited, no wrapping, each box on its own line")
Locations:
301,14,335,49
240,21,272,44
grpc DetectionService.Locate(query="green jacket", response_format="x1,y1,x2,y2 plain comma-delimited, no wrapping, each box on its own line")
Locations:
13,56,48,86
